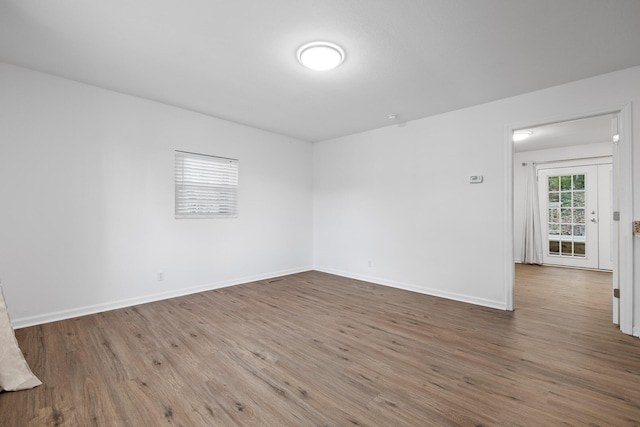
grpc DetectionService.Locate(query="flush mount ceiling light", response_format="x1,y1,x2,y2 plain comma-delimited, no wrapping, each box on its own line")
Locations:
513,131,533,142
297,41,345,71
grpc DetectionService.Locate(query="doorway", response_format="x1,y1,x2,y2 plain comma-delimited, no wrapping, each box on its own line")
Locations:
509,110,629,328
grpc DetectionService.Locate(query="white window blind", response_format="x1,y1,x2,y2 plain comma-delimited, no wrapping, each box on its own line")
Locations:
175,151,238,218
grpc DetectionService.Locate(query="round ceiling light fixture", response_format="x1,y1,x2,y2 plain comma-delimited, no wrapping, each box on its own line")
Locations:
297,41,345,71
513,131,533,142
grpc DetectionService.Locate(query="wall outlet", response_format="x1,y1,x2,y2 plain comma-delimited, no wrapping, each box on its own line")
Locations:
368,260,372,268
157,272,164,282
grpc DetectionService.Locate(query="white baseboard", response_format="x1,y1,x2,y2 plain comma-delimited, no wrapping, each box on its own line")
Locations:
12,266,313,329
13,265,511,328
313,266,507,310
632,326,640,338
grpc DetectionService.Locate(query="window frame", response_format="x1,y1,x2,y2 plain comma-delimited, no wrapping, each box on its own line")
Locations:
174,150,239,219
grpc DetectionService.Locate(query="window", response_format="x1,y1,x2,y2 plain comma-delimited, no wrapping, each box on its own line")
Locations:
546,174,586,257
175,150,238,218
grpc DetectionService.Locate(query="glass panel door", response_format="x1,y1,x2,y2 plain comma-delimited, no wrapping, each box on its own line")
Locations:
538,166,599,269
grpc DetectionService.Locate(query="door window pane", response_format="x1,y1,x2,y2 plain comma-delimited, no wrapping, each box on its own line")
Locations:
546,173,587,259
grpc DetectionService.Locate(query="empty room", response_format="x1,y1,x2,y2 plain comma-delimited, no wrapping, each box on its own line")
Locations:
2,1,640,425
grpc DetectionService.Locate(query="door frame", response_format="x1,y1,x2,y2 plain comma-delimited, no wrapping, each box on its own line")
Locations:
504,103,633,335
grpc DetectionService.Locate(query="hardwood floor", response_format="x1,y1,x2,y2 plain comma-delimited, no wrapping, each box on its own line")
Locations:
2,265,640,426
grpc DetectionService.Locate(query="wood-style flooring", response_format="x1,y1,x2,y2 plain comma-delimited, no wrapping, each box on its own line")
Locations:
2,265,640,426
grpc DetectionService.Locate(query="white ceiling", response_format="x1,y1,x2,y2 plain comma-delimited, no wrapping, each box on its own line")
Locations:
514,114,614,153
1,0,639,142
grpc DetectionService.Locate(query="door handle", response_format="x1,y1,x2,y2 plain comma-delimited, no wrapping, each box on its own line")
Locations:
590,218,598,223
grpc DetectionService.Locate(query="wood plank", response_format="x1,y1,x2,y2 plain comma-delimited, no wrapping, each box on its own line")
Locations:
2,265,640,425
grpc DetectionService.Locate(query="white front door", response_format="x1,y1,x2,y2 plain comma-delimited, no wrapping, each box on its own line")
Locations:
538,165,611,270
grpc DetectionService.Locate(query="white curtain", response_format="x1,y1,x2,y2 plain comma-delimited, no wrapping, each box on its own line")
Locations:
521,163,544,264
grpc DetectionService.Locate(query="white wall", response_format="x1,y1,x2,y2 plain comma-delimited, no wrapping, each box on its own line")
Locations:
0,62,313,327
314,66,640,313
513,142,612,262
313,111,508,308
